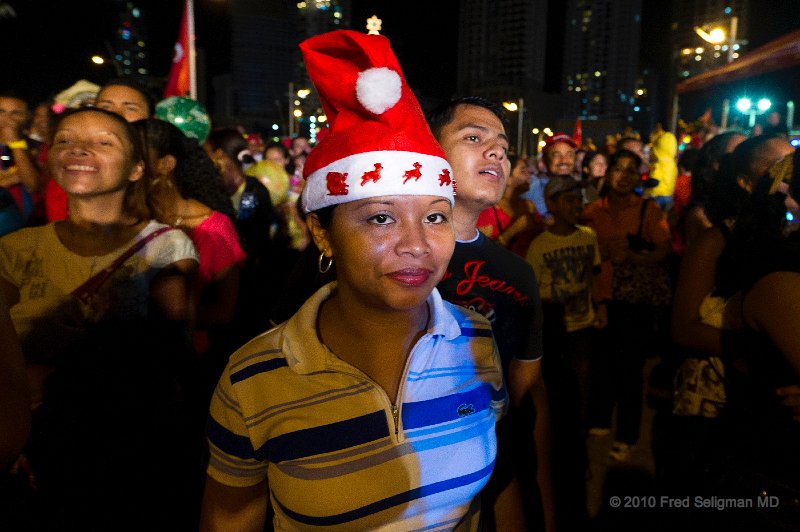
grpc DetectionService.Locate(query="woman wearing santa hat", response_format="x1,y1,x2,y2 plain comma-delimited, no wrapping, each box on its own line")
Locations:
200,31,524,531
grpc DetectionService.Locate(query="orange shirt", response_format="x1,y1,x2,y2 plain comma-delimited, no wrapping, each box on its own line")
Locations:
582,194,671,297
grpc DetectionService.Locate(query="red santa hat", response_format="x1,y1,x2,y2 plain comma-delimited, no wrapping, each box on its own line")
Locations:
299,30,454,213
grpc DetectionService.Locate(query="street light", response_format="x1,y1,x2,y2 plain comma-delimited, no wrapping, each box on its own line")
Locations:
91,55,105,65
736,97,771,127
694,16,738,63
502,98,524,156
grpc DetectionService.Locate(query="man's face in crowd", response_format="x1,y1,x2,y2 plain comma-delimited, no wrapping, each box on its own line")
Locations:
544,141,576,177
436,103,510,211
0,97,29,132
95,85,150,123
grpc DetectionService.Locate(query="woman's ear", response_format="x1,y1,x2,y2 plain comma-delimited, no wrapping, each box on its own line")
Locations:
129,160,145,183
306,213,333,258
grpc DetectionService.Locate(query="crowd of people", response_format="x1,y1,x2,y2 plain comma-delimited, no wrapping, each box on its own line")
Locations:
1,28,799,531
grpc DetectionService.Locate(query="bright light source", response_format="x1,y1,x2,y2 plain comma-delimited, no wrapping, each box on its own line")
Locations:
543,127,552,135
91,55,105,65
757,98,771,111
682,48,692,55
736,98,752,112
272,124,279,131
532,128,540,134
297,89,311,99
502,102,518,112
293,109,303,118
538,141,546,148
318,115,327,123
594,71,601,77
695,47,704,54
708,28,726,43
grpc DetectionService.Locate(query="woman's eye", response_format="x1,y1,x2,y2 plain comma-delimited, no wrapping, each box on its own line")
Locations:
465,135,479,142
368,213,392,225
426,213,448,224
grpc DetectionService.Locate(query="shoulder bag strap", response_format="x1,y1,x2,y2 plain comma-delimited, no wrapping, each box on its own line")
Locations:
637,198,651,239
71,226,174,298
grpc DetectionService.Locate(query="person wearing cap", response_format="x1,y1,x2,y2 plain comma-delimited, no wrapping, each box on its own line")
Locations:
428,96,553,532
201,31,523,531
525,176,608,528
526,133,578,216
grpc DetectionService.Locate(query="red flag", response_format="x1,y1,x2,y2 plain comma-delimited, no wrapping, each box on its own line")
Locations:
572,118,583,148
164,2,190,98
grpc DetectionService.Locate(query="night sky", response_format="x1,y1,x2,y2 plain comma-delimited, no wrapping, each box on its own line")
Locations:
1,0,799,114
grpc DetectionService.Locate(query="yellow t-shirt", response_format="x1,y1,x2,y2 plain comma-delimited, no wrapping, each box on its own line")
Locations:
526,225,601,332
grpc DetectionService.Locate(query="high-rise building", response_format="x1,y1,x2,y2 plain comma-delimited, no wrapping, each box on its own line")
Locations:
113,1,149,83
291,0,351,139
562,0,642,122
228,0,293,119
457,0,558,153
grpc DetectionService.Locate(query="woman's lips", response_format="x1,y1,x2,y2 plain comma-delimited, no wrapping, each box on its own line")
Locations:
387,268,433,287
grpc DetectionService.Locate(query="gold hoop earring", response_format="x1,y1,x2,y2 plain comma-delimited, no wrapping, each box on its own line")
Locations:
318,252,333,274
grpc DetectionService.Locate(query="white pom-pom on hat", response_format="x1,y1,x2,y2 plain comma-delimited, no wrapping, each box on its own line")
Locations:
356,67,402,115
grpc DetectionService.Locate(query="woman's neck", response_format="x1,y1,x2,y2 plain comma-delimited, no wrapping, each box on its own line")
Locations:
324,288,429,344
68,194,132,227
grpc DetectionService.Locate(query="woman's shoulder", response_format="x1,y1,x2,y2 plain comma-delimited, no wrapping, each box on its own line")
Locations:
0,224,55,254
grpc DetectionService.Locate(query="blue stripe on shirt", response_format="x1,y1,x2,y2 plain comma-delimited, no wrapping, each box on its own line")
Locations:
273,460,495,526
207,415,257,460
261,410,390,463
230,357,288,384
402,386,491,430
458,327,493,338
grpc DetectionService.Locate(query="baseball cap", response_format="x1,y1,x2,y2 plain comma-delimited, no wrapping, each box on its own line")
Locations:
544,176,584,199
544,133,578,150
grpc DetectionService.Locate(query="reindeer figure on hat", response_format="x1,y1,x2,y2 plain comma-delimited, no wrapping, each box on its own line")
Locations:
402,162,422,184
360,163,384,186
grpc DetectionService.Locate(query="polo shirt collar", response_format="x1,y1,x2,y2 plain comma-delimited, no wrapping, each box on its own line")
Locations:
281,282,462,375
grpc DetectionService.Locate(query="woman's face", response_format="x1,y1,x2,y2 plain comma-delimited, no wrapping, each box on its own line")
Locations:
586,154,608,179
607,155,640,195
312,195,455,313
265,146,288,167
49,111,143,199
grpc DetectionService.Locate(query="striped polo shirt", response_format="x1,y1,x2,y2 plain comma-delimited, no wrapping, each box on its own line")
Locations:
207,283,507,530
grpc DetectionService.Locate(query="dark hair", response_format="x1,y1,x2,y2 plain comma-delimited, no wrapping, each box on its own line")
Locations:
608,148,642,170
704,135,778,227
98,78,156,116
617,136,643,151
677,148,699,174
426,96,507,141
0,90,28,108
52,108,150,221
714,150,800,297
205,128,256,169
135,118,236,219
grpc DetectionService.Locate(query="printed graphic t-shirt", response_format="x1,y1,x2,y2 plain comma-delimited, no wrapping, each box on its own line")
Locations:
437,231,543,374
